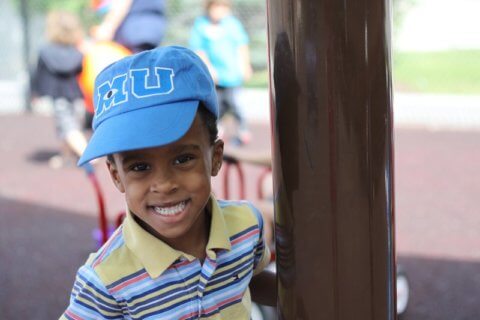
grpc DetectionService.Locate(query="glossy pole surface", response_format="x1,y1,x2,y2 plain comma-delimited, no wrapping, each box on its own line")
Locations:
266,0,396,319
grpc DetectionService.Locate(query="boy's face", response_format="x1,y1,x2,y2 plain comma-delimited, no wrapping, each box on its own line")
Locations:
107,114,223,246
208,3,231,23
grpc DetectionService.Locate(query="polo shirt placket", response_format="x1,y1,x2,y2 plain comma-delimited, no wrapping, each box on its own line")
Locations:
198,255,219,317
176,250,221,319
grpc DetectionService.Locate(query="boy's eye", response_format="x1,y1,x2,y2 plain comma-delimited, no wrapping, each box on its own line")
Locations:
129,163,150,172
174,154,195,165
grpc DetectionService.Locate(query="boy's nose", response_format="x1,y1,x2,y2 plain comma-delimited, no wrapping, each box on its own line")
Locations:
149,171,178,194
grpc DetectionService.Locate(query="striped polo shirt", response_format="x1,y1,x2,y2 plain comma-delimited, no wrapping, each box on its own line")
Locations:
60,196,270,319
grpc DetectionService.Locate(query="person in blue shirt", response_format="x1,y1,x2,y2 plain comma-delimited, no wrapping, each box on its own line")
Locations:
190,0,253,146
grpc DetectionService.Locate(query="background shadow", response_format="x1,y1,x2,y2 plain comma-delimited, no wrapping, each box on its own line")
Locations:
398,255,480,319
0,196,96,319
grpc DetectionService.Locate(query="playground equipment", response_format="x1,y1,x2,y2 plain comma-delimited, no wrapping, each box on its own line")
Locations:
81,163,124,247
266,0,397,317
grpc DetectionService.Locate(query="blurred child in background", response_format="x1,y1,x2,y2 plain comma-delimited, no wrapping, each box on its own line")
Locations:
190,0,253,146
32,10,89,168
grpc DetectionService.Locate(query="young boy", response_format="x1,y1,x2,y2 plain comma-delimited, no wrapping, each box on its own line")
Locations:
61,46,275,319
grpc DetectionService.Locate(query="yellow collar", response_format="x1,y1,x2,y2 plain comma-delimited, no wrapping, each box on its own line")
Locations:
123,195,231,278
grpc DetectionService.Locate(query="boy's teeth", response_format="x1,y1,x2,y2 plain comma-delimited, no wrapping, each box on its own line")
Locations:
153,201,186,216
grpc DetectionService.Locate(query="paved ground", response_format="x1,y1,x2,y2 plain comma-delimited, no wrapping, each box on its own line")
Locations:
1,108,479,319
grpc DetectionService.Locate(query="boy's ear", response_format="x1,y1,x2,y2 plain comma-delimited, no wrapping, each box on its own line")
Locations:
106,158,126,193
211,139,224,176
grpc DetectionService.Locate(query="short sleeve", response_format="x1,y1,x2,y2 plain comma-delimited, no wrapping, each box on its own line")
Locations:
60,265,123,320
231,17,249,46
189,18,205,51
247,203,271,275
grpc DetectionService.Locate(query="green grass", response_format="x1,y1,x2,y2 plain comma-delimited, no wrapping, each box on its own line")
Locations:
393,50,480,94
246,50,480,95
244,69,270,88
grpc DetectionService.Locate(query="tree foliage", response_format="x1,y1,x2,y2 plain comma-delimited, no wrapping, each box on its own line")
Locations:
13,0,88,13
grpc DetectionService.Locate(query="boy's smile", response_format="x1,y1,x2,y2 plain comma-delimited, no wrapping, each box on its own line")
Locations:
107,114,223,254
151,200,187,216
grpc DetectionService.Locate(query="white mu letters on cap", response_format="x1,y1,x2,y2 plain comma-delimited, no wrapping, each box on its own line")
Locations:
95,67,175,118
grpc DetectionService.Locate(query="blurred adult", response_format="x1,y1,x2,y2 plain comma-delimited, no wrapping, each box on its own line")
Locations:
92,0,167,53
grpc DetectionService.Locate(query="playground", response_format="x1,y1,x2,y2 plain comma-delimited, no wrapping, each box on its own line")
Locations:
1,96,480,318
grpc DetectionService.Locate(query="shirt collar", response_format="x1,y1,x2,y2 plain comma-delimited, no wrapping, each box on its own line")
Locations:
206,195,232,253
123,194,231,279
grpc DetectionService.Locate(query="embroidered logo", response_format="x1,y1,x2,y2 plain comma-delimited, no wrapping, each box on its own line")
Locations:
95,67,175,118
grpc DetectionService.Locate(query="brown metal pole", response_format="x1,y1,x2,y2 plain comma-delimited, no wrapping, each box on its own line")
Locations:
266,0,396,319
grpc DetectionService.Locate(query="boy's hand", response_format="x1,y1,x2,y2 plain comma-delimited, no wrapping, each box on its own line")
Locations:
242,64,253,82
91,24,115,41
239,45,252,82
250,269,277,307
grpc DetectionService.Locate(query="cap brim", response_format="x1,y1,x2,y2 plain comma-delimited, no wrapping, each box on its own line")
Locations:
78,101,199,166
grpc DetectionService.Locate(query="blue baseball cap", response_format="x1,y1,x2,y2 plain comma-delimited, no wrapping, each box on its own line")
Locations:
78,46,218,166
